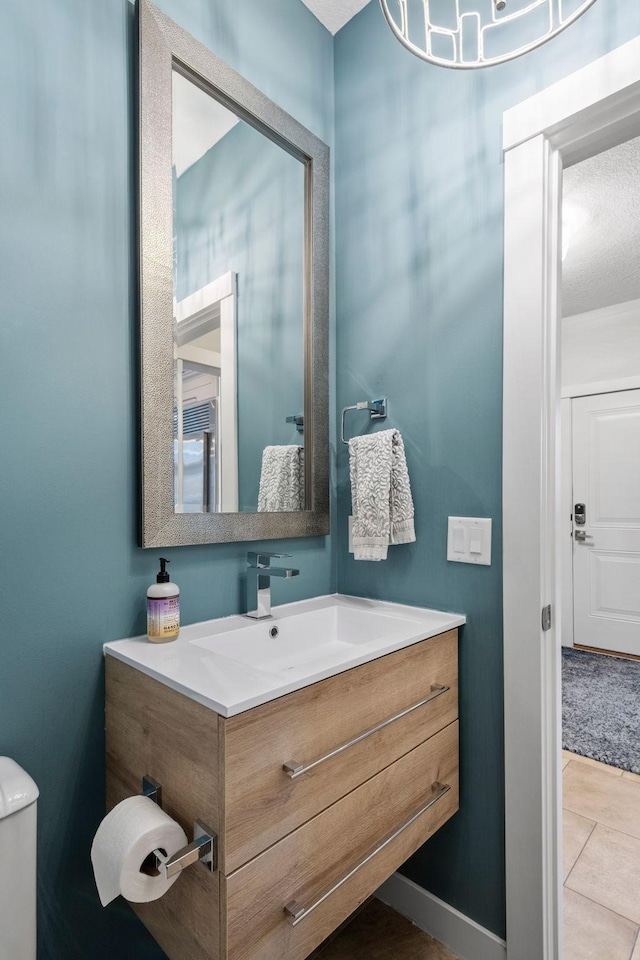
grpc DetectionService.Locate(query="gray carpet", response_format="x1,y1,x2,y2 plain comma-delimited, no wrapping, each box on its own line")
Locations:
562,647,640,774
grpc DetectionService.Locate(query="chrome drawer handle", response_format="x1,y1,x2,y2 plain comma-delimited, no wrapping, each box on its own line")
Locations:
284,781,451,926
282,684,450,779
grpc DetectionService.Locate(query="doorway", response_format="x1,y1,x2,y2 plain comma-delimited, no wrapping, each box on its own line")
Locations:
502,36,640,960
557,135,640,960
560,138,640,660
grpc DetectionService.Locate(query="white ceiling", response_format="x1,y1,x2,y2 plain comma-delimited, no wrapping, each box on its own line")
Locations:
562,135,640,318
300,0,371,34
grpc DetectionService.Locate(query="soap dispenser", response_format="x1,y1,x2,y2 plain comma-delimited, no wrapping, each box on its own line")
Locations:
147,558,180,643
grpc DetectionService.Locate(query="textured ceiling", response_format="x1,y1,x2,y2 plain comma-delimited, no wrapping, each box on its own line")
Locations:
563,136,640,318
300,0,372,34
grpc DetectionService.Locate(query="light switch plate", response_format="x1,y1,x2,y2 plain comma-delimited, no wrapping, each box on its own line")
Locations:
447,517,492,565
348,515,354,554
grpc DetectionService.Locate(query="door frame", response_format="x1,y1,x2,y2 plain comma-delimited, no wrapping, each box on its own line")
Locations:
502,36,640,960
175,271,239,512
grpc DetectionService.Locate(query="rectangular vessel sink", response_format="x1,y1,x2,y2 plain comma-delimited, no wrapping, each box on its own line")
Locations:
104,594,465,716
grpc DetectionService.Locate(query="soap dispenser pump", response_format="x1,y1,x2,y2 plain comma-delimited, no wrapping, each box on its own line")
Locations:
147,557,180,643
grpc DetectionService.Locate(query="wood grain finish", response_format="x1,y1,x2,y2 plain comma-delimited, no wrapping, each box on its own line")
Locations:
223,722,459,960
105,657,221,960
106,657,221,830
221,630,458,872
104,629,459,960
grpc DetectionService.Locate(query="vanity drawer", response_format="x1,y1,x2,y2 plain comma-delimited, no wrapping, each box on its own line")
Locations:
220,629,458,873
222,720,458,960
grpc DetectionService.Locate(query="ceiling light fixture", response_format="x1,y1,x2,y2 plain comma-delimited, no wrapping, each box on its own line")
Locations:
379,0,599,70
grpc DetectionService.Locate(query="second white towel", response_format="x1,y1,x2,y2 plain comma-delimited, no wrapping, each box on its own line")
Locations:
348,429,416,561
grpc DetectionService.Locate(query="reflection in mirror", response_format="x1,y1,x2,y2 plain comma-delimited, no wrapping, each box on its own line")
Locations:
139,0,329,546
174,361,219,513
172,70,305,514
174,271,238,512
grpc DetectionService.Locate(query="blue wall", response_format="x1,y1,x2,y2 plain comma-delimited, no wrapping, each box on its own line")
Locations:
334,0,640,939
175,121,306,510
3,0,640,957
0,2,333,958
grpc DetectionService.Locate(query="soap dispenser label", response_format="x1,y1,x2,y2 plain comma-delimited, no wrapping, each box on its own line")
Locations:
147,596,180,640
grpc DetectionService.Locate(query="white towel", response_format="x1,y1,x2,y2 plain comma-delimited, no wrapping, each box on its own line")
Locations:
348,429,416,561
258,445,304,512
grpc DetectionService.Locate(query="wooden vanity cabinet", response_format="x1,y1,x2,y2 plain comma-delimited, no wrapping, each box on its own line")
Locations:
105,628,459,960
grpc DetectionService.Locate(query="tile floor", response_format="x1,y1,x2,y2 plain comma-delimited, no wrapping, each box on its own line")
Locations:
313,752,640,960
563,751,640,960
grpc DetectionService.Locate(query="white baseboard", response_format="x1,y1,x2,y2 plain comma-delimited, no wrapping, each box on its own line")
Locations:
376,873,507,960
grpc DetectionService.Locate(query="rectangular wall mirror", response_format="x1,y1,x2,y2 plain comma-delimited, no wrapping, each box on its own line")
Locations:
139,0,329,546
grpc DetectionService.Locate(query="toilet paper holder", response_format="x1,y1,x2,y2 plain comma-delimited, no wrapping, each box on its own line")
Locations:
142,776,217,878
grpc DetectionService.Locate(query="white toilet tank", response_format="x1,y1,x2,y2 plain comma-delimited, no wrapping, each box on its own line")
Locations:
0,757,39,960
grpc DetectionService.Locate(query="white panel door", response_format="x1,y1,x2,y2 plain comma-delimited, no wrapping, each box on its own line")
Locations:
572,389,640,656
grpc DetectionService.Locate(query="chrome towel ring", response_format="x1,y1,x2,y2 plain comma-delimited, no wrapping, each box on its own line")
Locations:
340,399,387,445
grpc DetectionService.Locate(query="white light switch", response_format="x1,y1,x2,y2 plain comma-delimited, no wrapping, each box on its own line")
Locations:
447,517,492,565
452,524,466,553
469,529,483,554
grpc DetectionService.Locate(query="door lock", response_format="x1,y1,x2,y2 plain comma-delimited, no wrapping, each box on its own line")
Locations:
574,503,586,525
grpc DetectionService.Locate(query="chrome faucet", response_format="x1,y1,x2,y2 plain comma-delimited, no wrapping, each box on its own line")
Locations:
246,552,299,620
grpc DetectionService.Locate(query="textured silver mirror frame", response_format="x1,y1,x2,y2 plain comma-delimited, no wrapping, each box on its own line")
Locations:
139,0,330,547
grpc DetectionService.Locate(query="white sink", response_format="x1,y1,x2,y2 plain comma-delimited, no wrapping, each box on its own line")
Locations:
190,604,432,678
104,594,465,717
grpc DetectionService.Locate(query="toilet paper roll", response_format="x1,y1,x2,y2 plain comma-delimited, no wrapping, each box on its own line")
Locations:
91,795,188,906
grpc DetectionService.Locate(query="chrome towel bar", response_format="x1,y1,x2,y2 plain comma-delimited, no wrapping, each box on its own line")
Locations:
340,398,387,445
282,683,449,779
284,781,451,926
286,414,304,434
